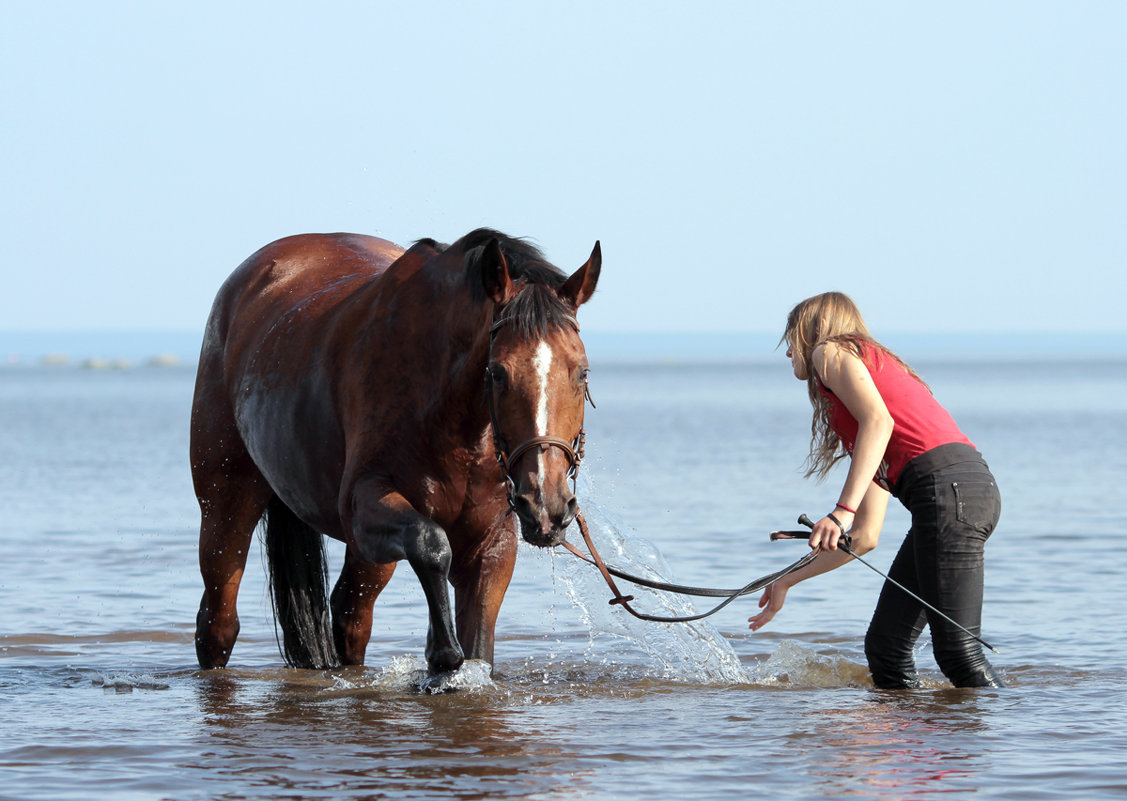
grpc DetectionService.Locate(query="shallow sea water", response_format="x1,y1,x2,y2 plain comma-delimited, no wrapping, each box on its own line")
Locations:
1,359,1125,800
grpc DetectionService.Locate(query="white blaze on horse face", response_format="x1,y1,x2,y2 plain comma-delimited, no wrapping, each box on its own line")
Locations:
532,340,553,484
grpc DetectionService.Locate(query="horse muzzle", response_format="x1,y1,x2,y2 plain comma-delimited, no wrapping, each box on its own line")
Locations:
512,489,578,547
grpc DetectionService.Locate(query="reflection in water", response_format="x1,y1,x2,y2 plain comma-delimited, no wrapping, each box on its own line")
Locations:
189,668,596,799
181,625,1008,799
183,657,1006,800
801,690,992,798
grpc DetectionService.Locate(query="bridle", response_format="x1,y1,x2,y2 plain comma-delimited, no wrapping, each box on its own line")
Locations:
485,313,591,514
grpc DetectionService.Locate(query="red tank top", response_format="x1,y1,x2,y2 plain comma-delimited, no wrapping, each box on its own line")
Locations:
818,344,973,491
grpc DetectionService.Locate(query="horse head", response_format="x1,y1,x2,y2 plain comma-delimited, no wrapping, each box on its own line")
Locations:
480,237,601,547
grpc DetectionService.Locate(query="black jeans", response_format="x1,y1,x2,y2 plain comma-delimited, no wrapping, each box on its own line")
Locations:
865,445,1004,689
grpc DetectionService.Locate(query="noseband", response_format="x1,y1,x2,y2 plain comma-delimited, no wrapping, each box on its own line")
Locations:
486,314,590,513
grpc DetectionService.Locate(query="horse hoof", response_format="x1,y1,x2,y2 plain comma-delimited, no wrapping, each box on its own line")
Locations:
426,646,464,675
415,659,492,694
417,671,462,694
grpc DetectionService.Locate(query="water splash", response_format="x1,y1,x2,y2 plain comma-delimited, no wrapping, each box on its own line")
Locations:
88,671,171,692
750,640,872,689
555,492,750,685
328,656,495,695
412,659,494,694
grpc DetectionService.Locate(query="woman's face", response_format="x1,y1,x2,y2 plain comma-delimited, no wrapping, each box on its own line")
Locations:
786,340,808,381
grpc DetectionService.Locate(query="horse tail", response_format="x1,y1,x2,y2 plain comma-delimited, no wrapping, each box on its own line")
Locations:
262,496,340,669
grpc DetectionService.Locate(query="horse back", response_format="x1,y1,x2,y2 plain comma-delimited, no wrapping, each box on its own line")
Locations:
193,233,419,536
206,234,403,351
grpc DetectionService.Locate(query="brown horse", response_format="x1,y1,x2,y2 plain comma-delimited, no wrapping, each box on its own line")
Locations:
190,228,600,674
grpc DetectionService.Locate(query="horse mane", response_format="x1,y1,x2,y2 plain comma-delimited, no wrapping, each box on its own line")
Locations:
432,228,574,339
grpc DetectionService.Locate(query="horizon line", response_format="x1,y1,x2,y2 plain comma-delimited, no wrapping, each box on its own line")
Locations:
3,329,1125,366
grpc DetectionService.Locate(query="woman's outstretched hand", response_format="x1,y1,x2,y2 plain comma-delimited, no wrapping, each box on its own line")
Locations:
748,581,789,631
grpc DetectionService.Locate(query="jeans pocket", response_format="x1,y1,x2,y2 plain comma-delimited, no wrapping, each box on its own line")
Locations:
952,479,1000,537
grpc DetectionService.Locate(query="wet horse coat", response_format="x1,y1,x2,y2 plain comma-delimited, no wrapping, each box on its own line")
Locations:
191,229,600,672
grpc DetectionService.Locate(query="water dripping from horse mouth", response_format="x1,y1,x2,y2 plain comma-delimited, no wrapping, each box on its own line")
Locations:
516,516,571,549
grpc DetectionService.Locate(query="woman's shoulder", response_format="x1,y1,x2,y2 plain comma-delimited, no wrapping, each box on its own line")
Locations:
812,339,864,372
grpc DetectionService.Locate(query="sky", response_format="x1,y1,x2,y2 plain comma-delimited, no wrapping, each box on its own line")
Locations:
1,1,1124,342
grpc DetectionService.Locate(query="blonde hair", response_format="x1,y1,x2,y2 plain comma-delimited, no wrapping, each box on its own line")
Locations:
782,292,924,480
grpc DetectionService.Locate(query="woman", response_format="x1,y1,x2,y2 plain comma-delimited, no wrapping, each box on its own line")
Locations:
748,292,1004,688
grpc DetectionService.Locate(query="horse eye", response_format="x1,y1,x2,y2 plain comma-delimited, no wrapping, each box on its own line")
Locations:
489,365,508,387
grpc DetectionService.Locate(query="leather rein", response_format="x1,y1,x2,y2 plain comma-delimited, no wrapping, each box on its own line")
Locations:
559,517,820,623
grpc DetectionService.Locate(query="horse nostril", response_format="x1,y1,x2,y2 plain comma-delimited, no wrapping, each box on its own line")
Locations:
562,495,578,526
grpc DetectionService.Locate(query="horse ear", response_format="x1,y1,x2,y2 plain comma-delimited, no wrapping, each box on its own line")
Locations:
558,241,601,310
480,238,515,305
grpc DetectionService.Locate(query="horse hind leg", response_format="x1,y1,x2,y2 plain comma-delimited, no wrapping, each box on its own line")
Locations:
193,458,272,669
330,547,397,665
191,362,274,669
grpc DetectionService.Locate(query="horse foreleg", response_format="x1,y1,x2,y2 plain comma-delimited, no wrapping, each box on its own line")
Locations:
330,547,397,665
349,486,464,674
450,525,517,669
